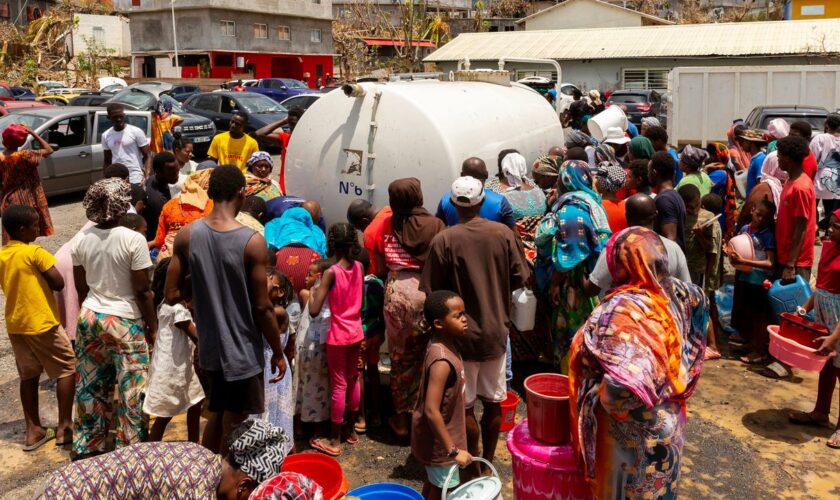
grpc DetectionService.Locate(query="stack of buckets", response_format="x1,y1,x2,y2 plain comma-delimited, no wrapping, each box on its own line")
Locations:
506,374,589,499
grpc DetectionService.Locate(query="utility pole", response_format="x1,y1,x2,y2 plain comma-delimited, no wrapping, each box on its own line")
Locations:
171,0,180,76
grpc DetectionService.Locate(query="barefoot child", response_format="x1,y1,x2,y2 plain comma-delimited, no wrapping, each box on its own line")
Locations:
412,290,472,500
728,199,776,365
0,205,75,450
789,208,840,447
143,257,204,442
309,223,364,456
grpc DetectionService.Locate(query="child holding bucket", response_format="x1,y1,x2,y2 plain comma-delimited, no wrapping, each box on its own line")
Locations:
411,290,472,500
789,208,840,448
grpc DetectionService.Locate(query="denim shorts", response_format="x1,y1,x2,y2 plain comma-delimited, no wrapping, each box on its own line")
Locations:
426,465,460,489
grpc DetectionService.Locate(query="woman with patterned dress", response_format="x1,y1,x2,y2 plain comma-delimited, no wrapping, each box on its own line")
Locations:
245,151,283,201
535,160,611,371
150,169,213,259
0,123,54,244
569,227,708,499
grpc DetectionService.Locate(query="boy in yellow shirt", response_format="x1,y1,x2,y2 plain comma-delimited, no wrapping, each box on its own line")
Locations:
207,111,259,172
0,205,75,450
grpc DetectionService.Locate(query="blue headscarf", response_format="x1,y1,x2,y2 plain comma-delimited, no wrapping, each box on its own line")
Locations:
535,160,611,285
264,207,327,256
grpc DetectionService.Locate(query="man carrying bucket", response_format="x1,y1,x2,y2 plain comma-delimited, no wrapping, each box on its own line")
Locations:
421,177,530,479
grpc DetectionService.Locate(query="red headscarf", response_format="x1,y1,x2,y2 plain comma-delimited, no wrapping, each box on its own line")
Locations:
2,124,28,150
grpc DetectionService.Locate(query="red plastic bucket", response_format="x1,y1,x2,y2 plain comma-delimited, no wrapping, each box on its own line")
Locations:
281,452,349,500
524,373,570,445
779,312,828,347
499,390,520,431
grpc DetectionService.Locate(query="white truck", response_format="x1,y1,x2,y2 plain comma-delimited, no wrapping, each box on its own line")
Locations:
667,65,840,147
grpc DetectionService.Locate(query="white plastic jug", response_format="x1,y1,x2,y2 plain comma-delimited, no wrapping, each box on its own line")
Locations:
734,169,748,198
587,105,628,142
442,457,503,500
511,288,537,332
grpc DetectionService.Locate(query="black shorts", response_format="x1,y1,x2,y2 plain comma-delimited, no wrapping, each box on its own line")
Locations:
205,370,265,415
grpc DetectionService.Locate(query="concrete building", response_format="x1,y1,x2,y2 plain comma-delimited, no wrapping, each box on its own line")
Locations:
0,0,53,26
516,0,672,31
424,18,840,92
70,13,131,58
114,0,334,86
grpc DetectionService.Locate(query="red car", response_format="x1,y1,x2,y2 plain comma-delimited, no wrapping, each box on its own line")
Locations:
0,99,52,116
0,82,15,102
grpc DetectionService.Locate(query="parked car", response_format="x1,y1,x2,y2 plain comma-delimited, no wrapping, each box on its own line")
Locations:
0,99,52,116
68,92,111,107
169,85,202,102
101,83,126,94
280,93,321,112
0,106,152,196
221,79,258,90
11,86,37,101
744,105,828,135
245,78,317,103
183,91,287,145
107,86,216,157
44,88,94,97
607,90,666,126
36,95,72,106
35,80,67,95
0,83,14,102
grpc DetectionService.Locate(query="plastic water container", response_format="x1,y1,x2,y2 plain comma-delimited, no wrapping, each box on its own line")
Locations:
442,457,502,500
764,276,812,321
768,325,830,372
511,288,537,331
346,483,423,499
281,453,348,500
499,390,520,432
506,419,589,499
524,374,570,445
734,169,748,198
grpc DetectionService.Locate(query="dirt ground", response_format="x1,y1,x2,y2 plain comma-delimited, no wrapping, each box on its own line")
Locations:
1,196,839,499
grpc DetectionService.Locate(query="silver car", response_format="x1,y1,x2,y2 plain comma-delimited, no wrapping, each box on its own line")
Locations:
0,106,152,196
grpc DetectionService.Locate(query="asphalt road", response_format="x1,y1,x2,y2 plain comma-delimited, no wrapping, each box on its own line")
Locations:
0,196,838,499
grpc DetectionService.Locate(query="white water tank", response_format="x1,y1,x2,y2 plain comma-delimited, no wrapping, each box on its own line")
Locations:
285,79,563,223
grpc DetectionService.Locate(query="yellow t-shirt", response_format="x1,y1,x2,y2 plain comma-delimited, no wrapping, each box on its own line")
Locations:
0,241,60,335
150,113,182,153
207,132,259,172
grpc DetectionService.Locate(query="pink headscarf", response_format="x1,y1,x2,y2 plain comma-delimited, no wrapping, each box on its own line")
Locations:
759,151,788,213
767,118,790,140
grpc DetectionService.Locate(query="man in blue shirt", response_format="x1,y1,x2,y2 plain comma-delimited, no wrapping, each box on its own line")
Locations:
738,128,768,195
436,157,516,229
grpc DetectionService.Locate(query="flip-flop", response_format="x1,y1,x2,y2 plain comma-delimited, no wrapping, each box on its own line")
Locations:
354,422,367,435
740,353,767,365
757,361,792,380
827,430,840,449
23,428,56,452
345,434,359,445
788,411,830,427
309,437,341,457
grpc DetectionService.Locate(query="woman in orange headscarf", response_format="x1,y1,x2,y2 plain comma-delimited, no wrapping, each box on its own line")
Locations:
150,169,213,259
0,123,55,243
569,227,708,499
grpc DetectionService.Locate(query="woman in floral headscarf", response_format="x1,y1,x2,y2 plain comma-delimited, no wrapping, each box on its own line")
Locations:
570,227,708,499
705,142,740,238
486,149,547,220
245,151,283,201
535,160,611,370
1,123,55,243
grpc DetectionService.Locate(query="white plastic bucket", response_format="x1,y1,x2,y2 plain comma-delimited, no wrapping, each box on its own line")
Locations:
443,457,503,500
734,169,748,198
511,288,537,332
587,106,628,142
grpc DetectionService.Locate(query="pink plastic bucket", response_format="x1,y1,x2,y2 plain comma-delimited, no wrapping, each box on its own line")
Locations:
506,419,589,499
499,390,520,432
768,325,830,372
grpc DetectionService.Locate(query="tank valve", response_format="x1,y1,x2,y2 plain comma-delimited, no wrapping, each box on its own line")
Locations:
342,83,366,98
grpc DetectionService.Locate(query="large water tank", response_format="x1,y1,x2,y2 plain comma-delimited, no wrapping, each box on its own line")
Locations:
285,79,563,223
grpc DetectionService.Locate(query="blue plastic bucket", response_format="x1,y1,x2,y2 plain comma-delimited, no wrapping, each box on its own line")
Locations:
346,483,423,499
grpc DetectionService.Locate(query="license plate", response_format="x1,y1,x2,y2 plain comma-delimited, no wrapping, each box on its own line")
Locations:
193,136,211,143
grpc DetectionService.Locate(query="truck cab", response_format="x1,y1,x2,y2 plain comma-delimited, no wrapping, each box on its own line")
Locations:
246,78,317,103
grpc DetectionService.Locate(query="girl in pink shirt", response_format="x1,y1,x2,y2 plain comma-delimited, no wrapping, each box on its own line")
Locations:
309,223,364,456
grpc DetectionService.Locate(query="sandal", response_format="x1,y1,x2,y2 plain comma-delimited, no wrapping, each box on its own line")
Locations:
345,434,359,445
740,353,767,365
309,437,341,457
23,427,56,452
354,422,367,435
827,430,840,449
788,410,830,427
757,361,792,380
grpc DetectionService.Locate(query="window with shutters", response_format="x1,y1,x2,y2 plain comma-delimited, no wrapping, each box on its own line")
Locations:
278,26,290,41
254,24,268,39
221,20,236,37
621,69,669,91
92,26,105,45
310,29,321,43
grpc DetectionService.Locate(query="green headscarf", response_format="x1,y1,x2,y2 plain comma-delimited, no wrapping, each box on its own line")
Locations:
629,136,655,160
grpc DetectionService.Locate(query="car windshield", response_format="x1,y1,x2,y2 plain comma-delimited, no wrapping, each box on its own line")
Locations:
111,88,156,109
608,94,647,104
0,114,49,151
236,94,287,113
280,79,309,89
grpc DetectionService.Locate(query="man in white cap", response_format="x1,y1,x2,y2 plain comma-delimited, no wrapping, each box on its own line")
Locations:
603,126,631,160
421,176,530,479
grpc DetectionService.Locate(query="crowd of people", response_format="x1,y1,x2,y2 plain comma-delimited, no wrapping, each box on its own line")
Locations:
0,91,839,499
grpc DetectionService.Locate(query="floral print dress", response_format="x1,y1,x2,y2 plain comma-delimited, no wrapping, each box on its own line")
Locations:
1,150,53,243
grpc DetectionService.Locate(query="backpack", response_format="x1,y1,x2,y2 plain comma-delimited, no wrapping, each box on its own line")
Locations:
817,150,840,197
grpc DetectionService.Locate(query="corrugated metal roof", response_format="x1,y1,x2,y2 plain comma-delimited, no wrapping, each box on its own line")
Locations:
424,19,840,62
515,0,673,26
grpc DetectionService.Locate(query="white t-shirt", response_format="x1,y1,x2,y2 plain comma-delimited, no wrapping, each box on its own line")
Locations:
102,125,150,184
589,234,691,293
71,226,153,319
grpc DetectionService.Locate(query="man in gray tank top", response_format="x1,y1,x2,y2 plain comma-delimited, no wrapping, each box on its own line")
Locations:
165,165,286,455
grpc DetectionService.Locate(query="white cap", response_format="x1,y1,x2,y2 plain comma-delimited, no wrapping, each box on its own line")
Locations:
450,176,485,207
603,126,630,145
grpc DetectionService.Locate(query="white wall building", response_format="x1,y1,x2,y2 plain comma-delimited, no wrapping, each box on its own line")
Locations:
516,0,672,31
70,13,131,58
